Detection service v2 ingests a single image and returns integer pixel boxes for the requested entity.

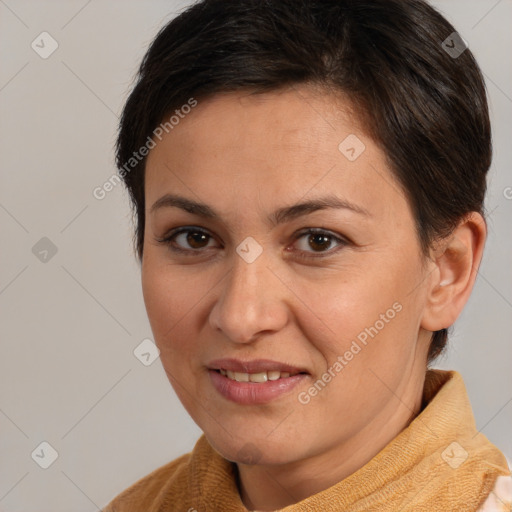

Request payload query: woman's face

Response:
[142,86,433,467]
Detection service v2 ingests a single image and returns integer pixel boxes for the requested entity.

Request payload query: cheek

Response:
[296,267,409,349]
[297,261,425,403]
[141,256,204,359]
[295,279,421,431]
[141,259,210,422]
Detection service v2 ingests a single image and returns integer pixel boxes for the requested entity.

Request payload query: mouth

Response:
[214,368,306,383]
[207,358,309,380]
[207,358,309,405]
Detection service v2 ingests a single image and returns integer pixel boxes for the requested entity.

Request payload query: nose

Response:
[209,247,289,344]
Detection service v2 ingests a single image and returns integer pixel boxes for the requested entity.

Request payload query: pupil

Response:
[188,232,208,249]
[309,234,330,252]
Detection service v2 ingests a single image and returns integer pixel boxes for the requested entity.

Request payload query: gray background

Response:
[0,1,510,510]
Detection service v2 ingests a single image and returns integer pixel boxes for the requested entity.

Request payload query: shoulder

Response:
[101,451,191,512]
[477,473,512,512]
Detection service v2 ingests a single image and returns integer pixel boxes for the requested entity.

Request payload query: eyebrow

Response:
[149,193,371,226]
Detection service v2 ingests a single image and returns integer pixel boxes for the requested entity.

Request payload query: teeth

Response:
[219,369,298,382]
[249,372,267,383]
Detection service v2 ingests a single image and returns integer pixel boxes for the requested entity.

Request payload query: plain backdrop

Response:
[0,1,511,510]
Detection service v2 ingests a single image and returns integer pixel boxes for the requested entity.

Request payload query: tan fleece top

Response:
[102,370,511,511]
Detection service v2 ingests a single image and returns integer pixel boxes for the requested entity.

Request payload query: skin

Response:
[141,84,486,510]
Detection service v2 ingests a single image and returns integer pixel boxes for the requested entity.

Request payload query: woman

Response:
[103,0,511,510]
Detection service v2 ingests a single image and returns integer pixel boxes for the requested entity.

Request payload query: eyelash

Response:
[155,226,349,260]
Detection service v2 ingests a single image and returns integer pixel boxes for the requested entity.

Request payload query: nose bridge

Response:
[210,245,286,343]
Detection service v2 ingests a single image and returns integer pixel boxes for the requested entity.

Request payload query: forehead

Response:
[160,87,360,153]
[144,86,407,222]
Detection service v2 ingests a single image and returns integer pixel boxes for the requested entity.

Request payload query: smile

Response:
[217,369,301,382]
[209,369,308,405]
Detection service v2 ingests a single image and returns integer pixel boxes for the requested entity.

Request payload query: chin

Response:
[205,431,299,466]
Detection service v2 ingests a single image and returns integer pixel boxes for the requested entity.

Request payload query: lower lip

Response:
[208,370,308,405]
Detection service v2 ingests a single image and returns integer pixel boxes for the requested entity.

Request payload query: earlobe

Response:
[421,212,487,332]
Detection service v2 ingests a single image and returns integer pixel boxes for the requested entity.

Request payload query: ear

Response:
[421,212,487,332]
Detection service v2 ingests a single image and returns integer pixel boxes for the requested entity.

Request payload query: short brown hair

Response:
[115,0,491,362]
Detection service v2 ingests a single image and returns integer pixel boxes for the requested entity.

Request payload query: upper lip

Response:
[208,358,308,374]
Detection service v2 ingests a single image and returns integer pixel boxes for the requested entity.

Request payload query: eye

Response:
[156,226,349,259]
[156,227,219,254]
[291,228,348,259]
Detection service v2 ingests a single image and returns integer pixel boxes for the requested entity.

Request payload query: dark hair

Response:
[115,0,491,363]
